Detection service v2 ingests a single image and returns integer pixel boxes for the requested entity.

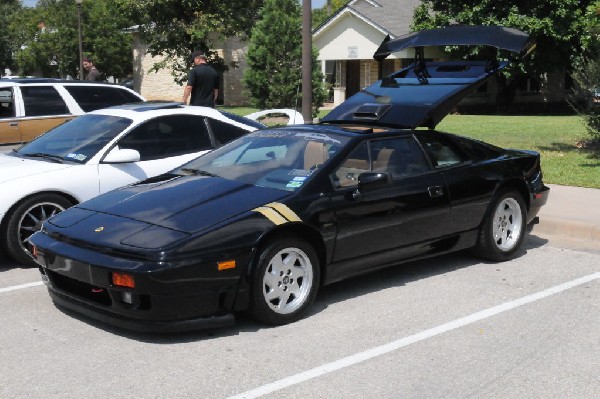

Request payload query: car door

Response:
[0,86,20,144]
[18,85,75,142]
[97,114,213,193]
[416,132,500,234]
[328,136,450,264]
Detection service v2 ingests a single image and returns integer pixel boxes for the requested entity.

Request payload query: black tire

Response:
[248,237,320,325]
[3,194,73,266]
[474,189,527,262]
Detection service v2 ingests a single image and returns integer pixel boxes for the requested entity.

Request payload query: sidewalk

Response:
[533,184,600,247]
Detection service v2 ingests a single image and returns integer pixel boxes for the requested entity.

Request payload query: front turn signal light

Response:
[218,260,236,271]
[112,272,135,288]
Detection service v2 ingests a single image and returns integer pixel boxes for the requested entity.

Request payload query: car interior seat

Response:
[304,141,329,170]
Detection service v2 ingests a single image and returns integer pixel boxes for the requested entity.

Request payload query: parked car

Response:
[30,26,549,332]
[1,101,264,265]
[0,79,144,145]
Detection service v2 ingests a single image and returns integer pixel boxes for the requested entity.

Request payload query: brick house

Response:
[131,32,249,105]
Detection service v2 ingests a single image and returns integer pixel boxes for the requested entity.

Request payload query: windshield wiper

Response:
[22,153,65,163]
[179,168,218,177]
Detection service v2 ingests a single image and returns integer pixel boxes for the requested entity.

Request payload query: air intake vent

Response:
[353,104,392,121]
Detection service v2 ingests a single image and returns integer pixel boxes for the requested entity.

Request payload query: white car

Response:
[0,101,265,265]
[0,79,145,145]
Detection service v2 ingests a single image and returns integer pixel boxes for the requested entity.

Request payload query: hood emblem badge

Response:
[94,227,105,232]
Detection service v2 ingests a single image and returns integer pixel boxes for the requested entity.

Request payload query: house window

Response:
[518,77,541,93]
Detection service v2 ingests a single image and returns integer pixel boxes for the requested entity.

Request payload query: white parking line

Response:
[228,272,600,399]
[0,281,43,293]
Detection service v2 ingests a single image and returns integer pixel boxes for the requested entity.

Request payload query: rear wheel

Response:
[4,194,73,266]
[248,237,320,325]
[474,190,526,262]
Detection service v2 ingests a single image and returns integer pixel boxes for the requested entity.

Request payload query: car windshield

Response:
[174,129,349,191]
[15,114,132,164]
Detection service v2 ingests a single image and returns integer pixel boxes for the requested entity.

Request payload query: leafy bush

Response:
[570,56,600,142]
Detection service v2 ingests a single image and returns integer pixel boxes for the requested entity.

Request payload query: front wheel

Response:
[248,237,320,325]
[4,194,73,266]
[474,190,527,262]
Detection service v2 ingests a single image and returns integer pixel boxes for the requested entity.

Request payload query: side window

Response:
[371,137,430,179]
[0,87,15,118]
[331,142,370,188]
[417,134,465,168]
[207,118,249,146]
[117,115,212,161]
[21,86,69,117]
[64,86,142,112]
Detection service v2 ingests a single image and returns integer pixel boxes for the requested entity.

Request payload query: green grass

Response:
[221,106,600,188]
[436,115,600,189]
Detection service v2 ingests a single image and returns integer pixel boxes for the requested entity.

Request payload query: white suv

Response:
[0,78,144,145]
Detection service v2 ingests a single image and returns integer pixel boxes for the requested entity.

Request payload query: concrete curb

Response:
[534,217,600,243]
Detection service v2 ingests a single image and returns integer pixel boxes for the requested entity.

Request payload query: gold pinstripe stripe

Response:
[265,202,302,222]
[253,207,288,225]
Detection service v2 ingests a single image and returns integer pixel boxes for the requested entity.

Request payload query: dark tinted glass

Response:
[416,133,466,168]
[21,86,69,116]
[207,117,250,146]
[117,115,212,161]
[64,85,142,112]
[0,87,15,118]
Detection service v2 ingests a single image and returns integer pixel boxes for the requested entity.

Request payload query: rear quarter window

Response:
[65,85,142,112]
[21,86,69,116]
[207,117,251,146]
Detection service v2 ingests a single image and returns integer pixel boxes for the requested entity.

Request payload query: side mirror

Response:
[102,147,141,164]
[352,172,390,200]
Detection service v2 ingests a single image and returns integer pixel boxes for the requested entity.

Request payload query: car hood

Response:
[46,174,289,249]
[0,153,73,184]
[323,25,532,129]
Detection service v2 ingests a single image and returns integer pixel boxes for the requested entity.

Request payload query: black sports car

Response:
[30,26,549,332]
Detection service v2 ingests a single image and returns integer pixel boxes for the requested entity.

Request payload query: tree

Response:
[412,0,594,111]
[0,0,21,75]
[10,0,133,80]
[570,0,600,143]
[115,0,264,84]
[312,0,346,29]
[243,0,327,114]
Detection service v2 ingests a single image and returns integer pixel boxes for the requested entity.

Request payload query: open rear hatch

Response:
[323,25,534,129]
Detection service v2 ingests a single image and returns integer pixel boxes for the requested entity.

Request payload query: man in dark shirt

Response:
[82,57,102,81]
[182,50,219,107]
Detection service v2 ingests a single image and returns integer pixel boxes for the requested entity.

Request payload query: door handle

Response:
[10,122,18,127]
[428,186,444,198]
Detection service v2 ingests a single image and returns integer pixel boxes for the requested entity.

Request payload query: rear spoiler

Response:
[373,25,535,62]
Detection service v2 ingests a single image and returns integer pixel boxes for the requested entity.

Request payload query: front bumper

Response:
[31,234,241,333]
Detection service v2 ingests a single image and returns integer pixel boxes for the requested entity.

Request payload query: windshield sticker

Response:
[253,130,290,138]
[66,153,77,158]
[292,176,307,182]
[295,132,341,144]
[289,169,313,177]
[286,180,303,189]
[74,154,87,161]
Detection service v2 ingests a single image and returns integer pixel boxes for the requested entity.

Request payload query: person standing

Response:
[82,57,102,81]
[182,50,219,107]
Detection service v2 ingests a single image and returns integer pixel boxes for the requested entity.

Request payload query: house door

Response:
[345,60,361,98]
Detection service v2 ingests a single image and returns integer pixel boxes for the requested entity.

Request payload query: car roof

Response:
[323,25,531,130]
[89,101,266,128]
[0,78,122,86]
